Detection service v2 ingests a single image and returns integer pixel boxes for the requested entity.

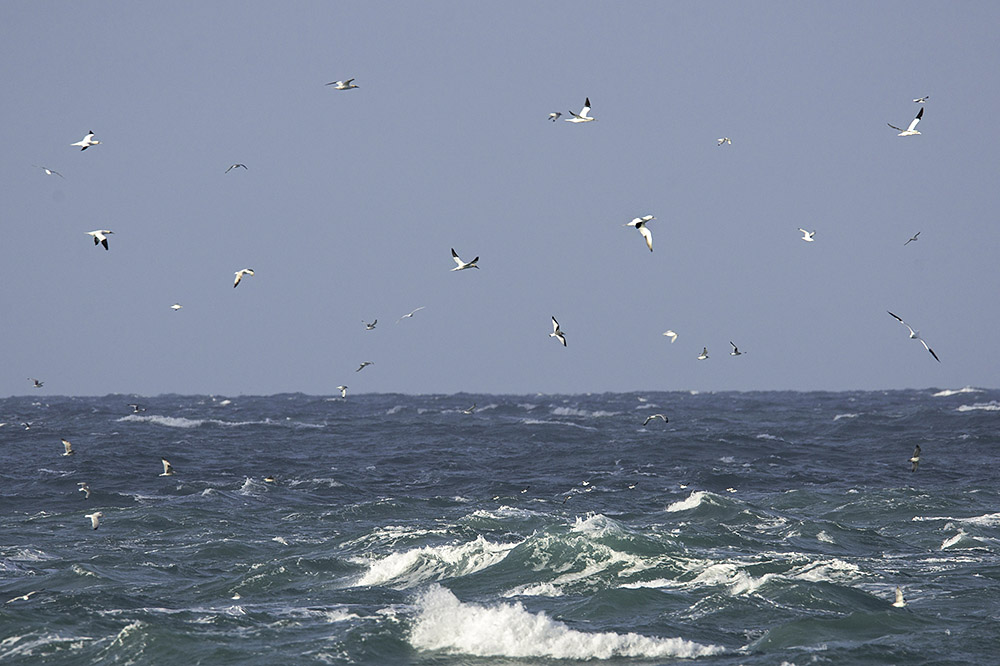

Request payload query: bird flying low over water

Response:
[887,311,940,362]
[910,445,921,472]
[29,378,43,388]
[450,249,479,271]
[462,404,476,414]
[234,268,254,288]
[78,482,91,499]
[61,439,74,456]
[624,215,654,251]
[85,512,103,530]
[33,165,64,178]
[86,230,113,250]
[71,131,100,150]
[904,232,921,246]
[160,459,174,476]
[549,316,567,346]
[893,586,907,607]
[225,163,247,173]
[326,78,358,90]
[643,414,668,426]
[697,347,709,360]
[889,107,923,136]
[565,97,595,123]
[356,361,374,372]
[798,228,815,242]
[336,385,348,398]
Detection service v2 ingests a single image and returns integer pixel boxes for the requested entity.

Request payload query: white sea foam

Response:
[117,414,269,428]
[940,531,968,550]
[956,401,1000,412]
[409,585,724,659]
[353,536,515,589]
[914,512,1000,527]
[833,413,859,420]
[550,407,621,418]
[816,530,835,544]
[502,582,564,597]
[665,491,710,513]
[521,418,597,431]
[933,387,983,397]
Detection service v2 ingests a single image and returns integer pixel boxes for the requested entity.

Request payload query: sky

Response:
[2,1,999,397]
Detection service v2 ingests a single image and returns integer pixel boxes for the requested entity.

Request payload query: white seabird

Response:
[6,591,40,604]
[892,586,906,607]
[624,215,654,252]
[33,165,65,178]
[913,96,930,104]
[910,444,921,472]
[697,347,709,360]
[61,439,74,456]
[663,329,678,343]
[356,361,374,372]
[86,230,113,250]
[71,131,100,151]
[643,414,668,426]
[225,163,247,173]
[798,228,816,242]
[326,78,358,90]
[451,248,479,271]
[397,306,425,323]
[462,403,476,414]
[904,232,920,246]
[85,512,103,530]
[128,403,146,413]
[548,112,562,122]
[889,107,923,136]
[171,303,183,311]
[717,137,731,146]
[78,482,91,499]
[160,458,174,476]
[887,311,940,362]
[730,341,743,356]
[29,378,44,388]
[549,316,567,346]
[363,319,377,330]
[336,385,348,398]
[234,268,255,288]
[565,97,595,123]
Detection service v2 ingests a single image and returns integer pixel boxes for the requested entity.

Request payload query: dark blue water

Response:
[2,389,999,664]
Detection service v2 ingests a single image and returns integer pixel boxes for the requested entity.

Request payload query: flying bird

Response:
[697,347,709,360]
[86,230,113,250]
[548,112,562,121]
[624,215,654,252]
[643,414,668,426]
[29,378,43,388]
[565,97,595,123]
[128,404,146,413]
[160,459,175,476]
[363,319,377,330]
[888,107,924,136]
[397,306,425,323]
[892,586,906,607]
[549,316,567,346]
[717,137,731,146]
[336,385,348,398]
[356,361,374,372]
[326,78,358,90]
[71,131,100,150]
[904,232,921,246]
[225,163,247,173]
[85,512,103,530]
[887,311,940,362]
[78,482,91,499]
[730,342,743,356]
[61,439,74,456]
[171,303,183,311]
[910,445,921,472]
[33,165,64,178]
[913,96,930,104]
[6,591,40,604]
[798,228,816,242]
[462,404,476,414]
[450,248,479,271]
[663,330,678,343]
[234,268,255,288]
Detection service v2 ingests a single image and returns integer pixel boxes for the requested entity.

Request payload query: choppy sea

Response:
[2,389,999,665]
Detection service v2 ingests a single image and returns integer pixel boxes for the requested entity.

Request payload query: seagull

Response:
[730,341,743,356]
[798,228,816,242]
[86,230,113,250]
[643,414,668,426]
[624,215,654,252]
[160,459,174,476]
[33,165,64,178]
[910,445,921,472]
[356,361,374,372]
[904,232,921,246]
[697,347,709,360]
[363,319,377,330]
[234,268,255,288]
[397,306,425,323]
[71,131,100,150]
[171,303,183,311]
[548,112,562,122]
[29,378,43,388]
[717,137,731,146]
[78,482,91,499]
[85,512,103,530]
[225,164,247,174]
[889,107,924,136]
[61,439,74,456]
[336,385,348,398]
[565,97,595,123]
[663,330,678,343]
[913,96,930,104]
[462,403,476,414]
[887,311,940,362]
[549,316,567,346]
[326,78,358,90]
[451,248,479,271]
[892,586,906,607]
[128,403,146,413]
[5,591,40,604]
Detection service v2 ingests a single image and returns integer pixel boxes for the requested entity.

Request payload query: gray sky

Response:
[3,1,999,396]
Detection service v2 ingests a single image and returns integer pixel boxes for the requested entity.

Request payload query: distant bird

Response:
[889,107,924,136]
[548,112,562,122]
[627,482,638,489]
[904,232,921,246]
[5,591,40,604]
[128,403,146,413]
[462,404,476,414]
[33,165,64,178]
[78,482,91,499]
[663,330,678,343]
[363,319,377,330]
[892,586,906,607]
[336,385,348,398]
[798,228,816,242]
[887,311,940,362]
[71,131,100,150]
[29,378,43,388]
[326,78,358,90]
[730,341,743,356]
[264,476,275,483]
[565,97,595,123]
[171,303,183,311]
[913,96,930,104]
[643,414,668,426]
[717,137,731,146]
[624,215,654,252]
[397,306,425,323]
[233,268,255,288]
[450,248,479,271]
[61,439,74,456]
[549,316,567,346]
[356,361,374,372]
[910,445,921,472]
[85,512,103,530]
[86,230,113,250]
[225,163,247,173]
[697,347,709,360]
[160,459,174,476]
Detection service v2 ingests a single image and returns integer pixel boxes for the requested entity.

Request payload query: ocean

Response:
[2,389,998,665]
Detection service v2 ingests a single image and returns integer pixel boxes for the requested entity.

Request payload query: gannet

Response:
[160,459,174,476]
[717,137,731,146]
[225,164,247,173]
[565,97,595,123]
[33,165,64,178]
[86,230,113,250]
[363,319,377,330]
[71,131,100,150]
[892,586,906,607]
[913,96,929,104]
[643,414,668,426]
[624,215,654,251]
[356,361,374,372]
[29,378,43,388]
[451,248,479,271]
[798,228,815,242]
[904,232,920,246]
[397,306,425,323]
[78,482,91,499]
[234,268,254,288]
[730,341,743,356]
[336,385,348,398]
[910,445,921,472]
[462,403,476,414]
[61,439,74,456]
[697,347,709,360]
[326,78,358,90]
[171,303,183,311]
[549,316,567,346]
[887,311,940,362]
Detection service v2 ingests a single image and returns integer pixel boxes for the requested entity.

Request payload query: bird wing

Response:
[638,225,653,251]
[579,98,591,118]
[551,316,560,333]
[907,107,924,131]
[919,339,940,361]
[451,248,463,265]
[887,311,905,325]
[887,123,904,132]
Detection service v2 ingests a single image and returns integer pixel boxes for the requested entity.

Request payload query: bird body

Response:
[85,512,103,530]
[337,385,348,398]
[798,228,816,242]
[910,445,921,472]
[171,304,183,311]
[717,137,731,146]
[624,215,654,251]
[234,268,255,288]
[548,112,562,121]
[663,330,678,343]
[86,230,113,250]
[730,342,743,356]
[71,131,100,150]
[62,439,74,456]
[225,163,247,173]
[160,459,174,476]
[697,347,709,360]
[326,78,358,90]
[643,414,668,426]
[893,586,906,607]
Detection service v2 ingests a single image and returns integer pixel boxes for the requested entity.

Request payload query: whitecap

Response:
[521,418,597,431]
[956,401,1000,413]
[352,536,516,589]
[833,413,859,420]
[550,407,621,418]
[665,491,710,513]
[933,387,983,397]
